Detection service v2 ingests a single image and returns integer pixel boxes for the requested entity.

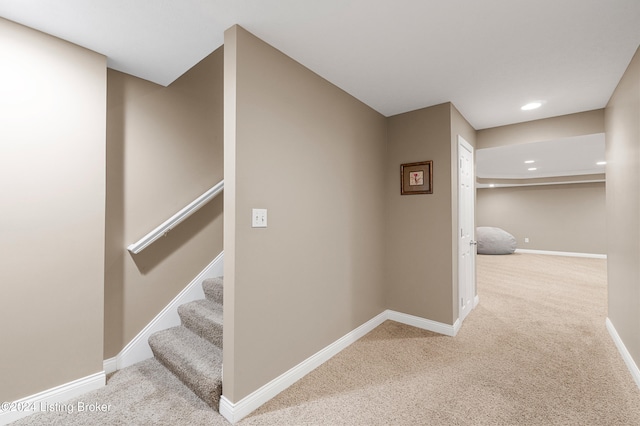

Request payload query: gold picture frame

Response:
[401,161,433,195]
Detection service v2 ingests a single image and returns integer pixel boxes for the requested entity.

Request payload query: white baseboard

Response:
[515,249,606,259]
[219,311,388,423]
[104,251,224,374]
[387,310,458,336]
[103,357,117,375]
[0,371,105,425]
[220,309,455,424]
[606,318,640,389]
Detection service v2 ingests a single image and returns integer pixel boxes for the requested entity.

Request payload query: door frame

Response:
[457,135,477,325]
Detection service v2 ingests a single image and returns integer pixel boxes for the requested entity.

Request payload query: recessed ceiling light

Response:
[524,160,535,164]
[528,167,538,171]
[521,101,544,111]
[489,184,495,188]
[597,161,606,165]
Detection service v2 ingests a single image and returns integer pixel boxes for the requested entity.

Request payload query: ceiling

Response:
[1,0,640,131]
[476,133,606,181]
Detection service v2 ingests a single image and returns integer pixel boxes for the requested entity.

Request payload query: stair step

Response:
[203,277,223,305]
[178,299,223,348]
[148,326,223,410]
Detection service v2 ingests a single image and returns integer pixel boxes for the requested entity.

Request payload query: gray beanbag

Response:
[476,227,517,255]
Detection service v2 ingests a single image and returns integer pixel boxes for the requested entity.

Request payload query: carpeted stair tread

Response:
[148,326,222,410]
[178,299,223,348]
[203,277,223,305]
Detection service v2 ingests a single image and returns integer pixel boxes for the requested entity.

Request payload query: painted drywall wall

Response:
[224,26,387,402]
[477,109,604,150]
[0,18,106,402]
[605,46,640,367]
[385,103,455,324]
[477,183,606,254]
[104,47,224,358]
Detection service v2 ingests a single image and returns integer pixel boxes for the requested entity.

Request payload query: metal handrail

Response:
[127,179,224,254]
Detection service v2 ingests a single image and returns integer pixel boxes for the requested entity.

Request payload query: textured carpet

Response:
[147,276,224,409]
[8,358,228,426]
[11,254,640,425]
[242,254,640,425]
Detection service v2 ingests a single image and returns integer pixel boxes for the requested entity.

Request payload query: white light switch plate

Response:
[252,208,267,228]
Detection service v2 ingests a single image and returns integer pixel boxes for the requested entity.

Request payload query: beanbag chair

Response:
[476,227,517,255]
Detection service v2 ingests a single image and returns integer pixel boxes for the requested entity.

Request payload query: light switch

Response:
[252,208,267,228]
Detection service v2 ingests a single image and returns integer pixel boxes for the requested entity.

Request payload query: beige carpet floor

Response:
[12,253,640,425]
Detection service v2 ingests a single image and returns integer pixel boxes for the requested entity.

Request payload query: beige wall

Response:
[605,46,640,366]
[104,48,224,357]
[386,104,457,324]
[0,19,106,401]
[224,26,388,402]
[477,109,604,149]
[477,183,606,254]
[385,103,476,325]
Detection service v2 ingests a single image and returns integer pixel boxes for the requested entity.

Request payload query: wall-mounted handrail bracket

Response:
[127,179,224,254]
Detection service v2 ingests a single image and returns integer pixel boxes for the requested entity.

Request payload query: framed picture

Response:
[401,161,433,195]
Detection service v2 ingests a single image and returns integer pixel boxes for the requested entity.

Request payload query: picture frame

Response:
[400,161,433,195]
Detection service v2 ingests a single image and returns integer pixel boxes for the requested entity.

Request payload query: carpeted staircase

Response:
[148,277,224,410]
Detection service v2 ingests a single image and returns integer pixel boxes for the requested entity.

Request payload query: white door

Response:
[458,136,476,324]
